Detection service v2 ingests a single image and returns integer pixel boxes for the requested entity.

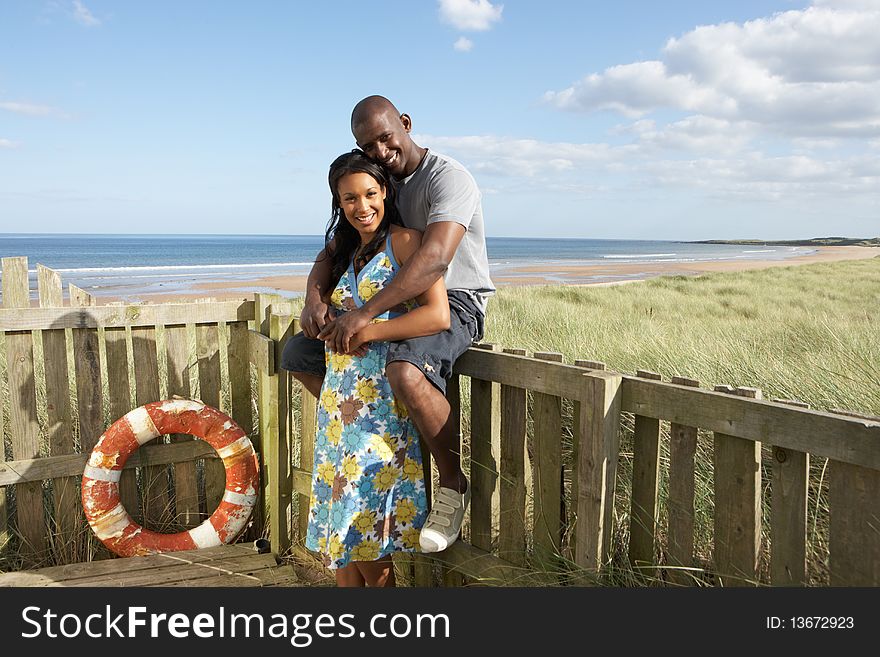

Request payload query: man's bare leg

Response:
[385,361,466,493]
[292,371,323,399]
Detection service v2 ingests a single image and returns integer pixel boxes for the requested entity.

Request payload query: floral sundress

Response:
[305,233,428,569]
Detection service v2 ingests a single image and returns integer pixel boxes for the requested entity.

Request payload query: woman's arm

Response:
[347,228,449,351]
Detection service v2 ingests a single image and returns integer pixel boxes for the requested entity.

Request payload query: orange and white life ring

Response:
[82,399,260,558]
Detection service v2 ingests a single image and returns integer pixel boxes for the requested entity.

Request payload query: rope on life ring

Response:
[82,398,260,558]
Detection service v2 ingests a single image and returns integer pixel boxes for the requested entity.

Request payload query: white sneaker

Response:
[419,485,470,553]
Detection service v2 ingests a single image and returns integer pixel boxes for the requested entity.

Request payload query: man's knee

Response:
[291,370,318,385]
[386,360,425,397]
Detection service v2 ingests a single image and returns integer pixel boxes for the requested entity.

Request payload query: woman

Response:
[305,150,449,587]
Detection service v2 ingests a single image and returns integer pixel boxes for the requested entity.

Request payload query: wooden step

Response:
[0,543,298,587]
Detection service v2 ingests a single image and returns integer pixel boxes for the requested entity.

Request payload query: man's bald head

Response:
[351,95,400,132]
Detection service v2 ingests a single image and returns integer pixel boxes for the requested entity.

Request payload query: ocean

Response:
[0,234,814,301]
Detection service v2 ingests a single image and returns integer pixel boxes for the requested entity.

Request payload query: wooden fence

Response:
[2,256,879,586]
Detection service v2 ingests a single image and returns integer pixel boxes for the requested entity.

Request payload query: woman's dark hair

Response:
[323,149,400,287]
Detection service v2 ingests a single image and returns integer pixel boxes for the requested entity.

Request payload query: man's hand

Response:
[300,298,331,339]
[318,308,371,354]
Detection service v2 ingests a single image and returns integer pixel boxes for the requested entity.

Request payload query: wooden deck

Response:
[0,544,299,587]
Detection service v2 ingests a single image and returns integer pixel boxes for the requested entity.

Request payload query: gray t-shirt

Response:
[392,150,495,314]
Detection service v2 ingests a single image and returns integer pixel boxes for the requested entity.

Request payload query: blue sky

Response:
[1,0,877,239]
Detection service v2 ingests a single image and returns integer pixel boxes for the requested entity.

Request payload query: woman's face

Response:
[337,171,386,243]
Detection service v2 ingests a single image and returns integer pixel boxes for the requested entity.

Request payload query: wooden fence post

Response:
[196,321,226,518]
[441,373,465,587]
[532,351,564,572]
[629,369,662,575]
[470,343,501,554]
[499,348,528,567]
[571,368,622,580]
[713,385,762,587]
[827,409,880,586]
[37,265,78,558]
[267,310,294,555]
[2,257,46,562]
[164,320,199,527]
[254,293,283,542]
[769,398,809,586]
[666,376,700,586]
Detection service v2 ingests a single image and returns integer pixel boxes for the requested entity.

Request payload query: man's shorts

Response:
[280,290,484,396]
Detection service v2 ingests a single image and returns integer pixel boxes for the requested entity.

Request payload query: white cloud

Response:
[0,138,18,149]
[415,131,880,205]
[544,2,880,138]
[417,133,625,178]
[0,101,62,117]
[72,0,100,27]
[439,0,503,31]
[454,36,474,52]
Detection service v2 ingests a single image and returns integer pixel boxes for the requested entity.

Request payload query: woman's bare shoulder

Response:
[389,225,423,263]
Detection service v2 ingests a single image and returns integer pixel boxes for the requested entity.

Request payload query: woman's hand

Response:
[345,331,370,357]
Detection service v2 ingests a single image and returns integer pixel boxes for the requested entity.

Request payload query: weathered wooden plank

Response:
[71,286,102,456]
[629,369,662,573]
[1,440,219,486]
[131,325,168,527]
[623,376,880,470]
[13,553,280,588]
[36,265,62,307]
[441,373,465,588]
[571,370,623,578]
[3,257,31,307]
[227,320,259,539]
[769,399,809,587]
[0,300,255,331]
[498,348,528,567]
[267,312,293,555]
[37,265,78,558]
[196,323,226,518]
[575,360,606,371]
[105,325,140,522]
[164,324,200,528]
[470,343,501,553]
[454,348,591,400]
[227,321,254,442]
[68,284,93,308]
[3,256,47,560]
[666,376,699,586]
[249,329,275,376]
[713,386,762,587]
[531,351,563,569]
[828,411,880,586]
[59,553,279,587]
[0,543,257,586]
[157,564,297,587]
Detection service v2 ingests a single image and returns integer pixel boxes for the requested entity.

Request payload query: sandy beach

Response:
[102,245,878,304]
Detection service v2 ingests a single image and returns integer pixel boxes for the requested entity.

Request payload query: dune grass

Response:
[485,257,880,415]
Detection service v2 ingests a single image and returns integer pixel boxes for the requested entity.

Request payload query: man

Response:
[281,95,494,553]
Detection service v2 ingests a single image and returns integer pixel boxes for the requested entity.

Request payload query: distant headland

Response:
[690,237,880,247]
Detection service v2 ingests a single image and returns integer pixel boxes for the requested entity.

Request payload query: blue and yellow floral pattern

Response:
[305,234,427,569]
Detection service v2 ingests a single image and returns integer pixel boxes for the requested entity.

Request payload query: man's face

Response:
[353,111,414,179]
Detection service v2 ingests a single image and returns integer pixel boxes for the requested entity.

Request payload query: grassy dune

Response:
[485,257,880,415]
